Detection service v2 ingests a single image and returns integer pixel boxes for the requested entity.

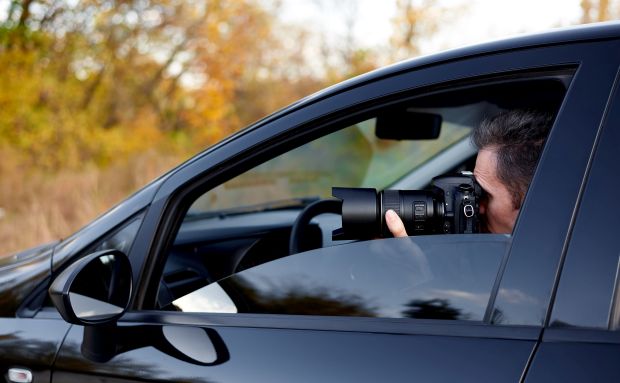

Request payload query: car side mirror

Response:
[49,249,132,326]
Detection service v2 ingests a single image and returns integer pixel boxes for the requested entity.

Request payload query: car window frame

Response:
[547,63,620,331]
[487,40,620,326]
[125,39,620,335]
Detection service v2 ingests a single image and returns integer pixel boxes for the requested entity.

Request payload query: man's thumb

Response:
[385,209,408,237]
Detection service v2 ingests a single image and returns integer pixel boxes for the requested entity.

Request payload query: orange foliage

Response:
[0,0,424,255]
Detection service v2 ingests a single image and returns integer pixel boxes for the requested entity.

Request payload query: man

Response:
[386,109,554,236]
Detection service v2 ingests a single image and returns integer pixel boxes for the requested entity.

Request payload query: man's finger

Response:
[385,209,408,237]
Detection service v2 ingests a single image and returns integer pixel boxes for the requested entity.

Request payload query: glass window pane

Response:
[172,235,509,321]
[92,214,143,255]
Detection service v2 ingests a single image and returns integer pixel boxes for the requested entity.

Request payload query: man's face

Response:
[474,148,519,234]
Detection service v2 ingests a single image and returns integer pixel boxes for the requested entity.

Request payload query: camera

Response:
[332,172,482,240]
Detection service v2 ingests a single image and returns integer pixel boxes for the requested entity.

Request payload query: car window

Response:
[156,72,569,322]
[90,214,144,255]
[188,108,475,216]
[171,235,509,321]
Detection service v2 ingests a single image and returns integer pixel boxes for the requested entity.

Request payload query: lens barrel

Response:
[333,187,444,239]
[332,173,480,240]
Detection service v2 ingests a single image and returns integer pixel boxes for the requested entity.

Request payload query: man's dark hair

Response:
[472,109,554,209]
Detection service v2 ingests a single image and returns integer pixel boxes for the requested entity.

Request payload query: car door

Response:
[0,245,70,383]
[51,36,620,382]
[524,55,620,382]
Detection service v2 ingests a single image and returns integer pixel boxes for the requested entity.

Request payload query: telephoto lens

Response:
[332,172,481,240]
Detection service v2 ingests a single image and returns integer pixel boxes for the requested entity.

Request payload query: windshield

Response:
[189,106,480,215]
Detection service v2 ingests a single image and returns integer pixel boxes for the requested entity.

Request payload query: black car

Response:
[3,22,620,383]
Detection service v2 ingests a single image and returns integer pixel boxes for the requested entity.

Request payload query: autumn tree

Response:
[0,0,465,256]
[581,0,620,22]
[0,0,455,172]
[0,0,295,169]
[389,0,445,61]
[229,0,380,128]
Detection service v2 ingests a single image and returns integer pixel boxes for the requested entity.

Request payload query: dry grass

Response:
[0,150,182,257]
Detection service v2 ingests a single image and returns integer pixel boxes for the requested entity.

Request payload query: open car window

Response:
[188,107,475,216]
[156,70,572,322]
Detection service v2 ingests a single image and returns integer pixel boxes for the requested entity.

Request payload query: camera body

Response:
[332,172,482,240]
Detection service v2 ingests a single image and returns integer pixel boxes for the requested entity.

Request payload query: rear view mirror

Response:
[376,109,442,140]
[49,249,132,326]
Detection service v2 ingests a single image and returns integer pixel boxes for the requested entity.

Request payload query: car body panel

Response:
[0,318,70,383]
[549,62,620,329]
[55,322,536,383]
[525,52,620,380]
[0,242,55,317]
[526,329,620,382]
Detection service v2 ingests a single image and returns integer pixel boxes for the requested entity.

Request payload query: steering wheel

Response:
[288,199,342,255]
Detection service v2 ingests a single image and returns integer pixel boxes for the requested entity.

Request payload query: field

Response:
[0,150,180,256]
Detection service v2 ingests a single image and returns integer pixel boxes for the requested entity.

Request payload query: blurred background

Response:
[0,0,617,256]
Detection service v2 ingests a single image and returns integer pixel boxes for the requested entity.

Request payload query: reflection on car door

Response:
[53,236,539,382]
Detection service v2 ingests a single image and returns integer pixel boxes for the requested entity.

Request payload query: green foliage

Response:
[0,0,409,172]
[0,0,296,170]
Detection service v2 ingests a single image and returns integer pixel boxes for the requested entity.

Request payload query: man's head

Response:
[472,109,553,233]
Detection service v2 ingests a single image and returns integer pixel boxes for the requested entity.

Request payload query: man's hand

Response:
[385,209,409,237]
